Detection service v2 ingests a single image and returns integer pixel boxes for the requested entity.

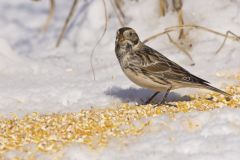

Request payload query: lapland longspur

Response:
[115,27,230,104]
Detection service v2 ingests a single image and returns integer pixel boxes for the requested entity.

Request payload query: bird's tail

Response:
[202,83,231,97]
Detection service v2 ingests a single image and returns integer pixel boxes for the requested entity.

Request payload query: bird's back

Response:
[134,44,206,82]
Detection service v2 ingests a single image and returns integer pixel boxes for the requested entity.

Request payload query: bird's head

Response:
[115,27,140,50]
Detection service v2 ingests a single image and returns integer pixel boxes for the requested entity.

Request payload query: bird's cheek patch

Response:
[133,33,139,45]
[133,39,139,45]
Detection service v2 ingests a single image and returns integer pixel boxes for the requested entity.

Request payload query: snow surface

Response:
[0,0,240,159]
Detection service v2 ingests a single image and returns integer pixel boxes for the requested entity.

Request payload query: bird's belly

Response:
[123,69,167,91]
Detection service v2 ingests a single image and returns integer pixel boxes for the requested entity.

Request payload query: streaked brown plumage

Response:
[115,27,230,104]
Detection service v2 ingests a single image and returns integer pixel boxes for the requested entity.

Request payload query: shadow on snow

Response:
[105,86,191,105]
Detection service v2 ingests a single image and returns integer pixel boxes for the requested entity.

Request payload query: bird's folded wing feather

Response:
[133,47,209,84]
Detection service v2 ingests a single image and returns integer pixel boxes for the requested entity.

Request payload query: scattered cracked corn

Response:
[0,84,239,157]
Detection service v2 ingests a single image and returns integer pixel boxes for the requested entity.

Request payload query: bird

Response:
[114,27,230,105]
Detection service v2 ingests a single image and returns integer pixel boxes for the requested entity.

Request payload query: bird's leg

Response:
[159,85,172,105]
[144,91,159,104]
[154,83,176,107]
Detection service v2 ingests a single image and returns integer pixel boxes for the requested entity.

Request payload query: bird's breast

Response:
[123,68,168,91]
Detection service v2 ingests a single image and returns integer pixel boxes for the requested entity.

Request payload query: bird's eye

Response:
[129,32,133,36]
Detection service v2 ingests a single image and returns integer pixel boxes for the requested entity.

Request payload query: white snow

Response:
[0,0,240,159]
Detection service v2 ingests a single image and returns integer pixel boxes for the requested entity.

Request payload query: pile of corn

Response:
[0,80,239,159]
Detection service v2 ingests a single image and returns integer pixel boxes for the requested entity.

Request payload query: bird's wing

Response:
[133,45,209,84]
